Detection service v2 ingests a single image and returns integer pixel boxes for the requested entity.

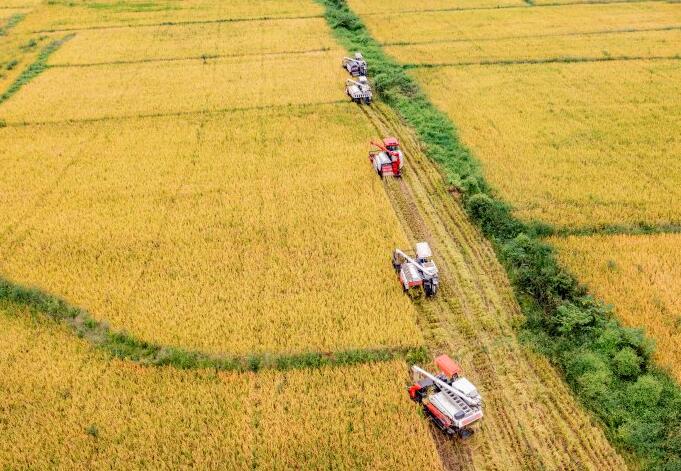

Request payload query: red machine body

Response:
[369,137,404,177]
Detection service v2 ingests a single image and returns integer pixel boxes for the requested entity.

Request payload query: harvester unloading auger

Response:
[409,355,484,439]
[369,137,404,177]
[392,242,439,296]
[342,52,367,76]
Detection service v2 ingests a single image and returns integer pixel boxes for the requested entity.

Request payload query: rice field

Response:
[410,59,681,227]
[364,2,681,46]
[0,49,346,123]
[387,28,681,64]
[348,0,524,14]
[551,234,681,383]
[14,0,323,33]
[47,17,337,66]
[0,105,424,355]
[0,304,441,469]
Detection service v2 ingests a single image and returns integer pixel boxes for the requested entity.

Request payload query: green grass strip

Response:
[0,276,428,372]
[0,34,74,106]
[0,13,24,36]
[317,1,681,469]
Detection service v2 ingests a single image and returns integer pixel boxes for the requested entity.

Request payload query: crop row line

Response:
[539,222,681,238]
[48,47,334,69]
[0,276,427,372]
[31,13,325,34]
[0,99,350,127]
[359,0,668,17]
[380,24,681,47]
[319,0,681,469]
[404,54,681,69]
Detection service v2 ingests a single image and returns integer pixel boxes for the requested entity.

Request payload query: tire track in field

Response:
[358,103,628,470]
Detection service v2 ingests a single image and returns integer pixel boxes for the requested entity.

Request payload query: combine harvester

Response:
[409,355,484,439]
[392,242,439,296]
[369,137,404,177]
[346,76,372,104]
[342,52,367,76]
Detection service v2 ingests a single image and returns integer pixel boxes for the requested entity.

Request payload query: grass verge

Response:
[0,13,24,36]
[317,0,681,469]
[0,276,427,372]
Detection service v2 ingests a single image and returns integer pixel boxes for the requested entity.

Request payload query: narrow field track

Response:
[359,103,628,471]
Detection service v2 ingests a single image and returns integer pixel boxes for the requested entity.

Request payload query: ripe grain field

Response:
[0,0,661,468]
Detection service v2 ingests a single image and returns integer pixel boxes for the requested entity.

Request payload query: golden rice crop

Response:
[256,361,443,469]
[551,234,681,383]
[386,29,681,64]
[48,17,337,66]
[410,59,681,227]
[362,2,681,45]
[16,0,323,33]
[348,0,523,14]
[0,305,441,468]
[0,104,424,355]
[0,49,346,123]
[0,305,253,469]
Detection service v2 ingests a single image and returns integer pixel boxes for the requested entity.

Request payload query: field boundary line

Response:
[0,277,427,372]
[358,0,669,17]
[318,0,681,469]
[0,99,351,127]
[31,13,325,34]
[380,24,681,47]
[48,47,334,69]
[0,33,73,107]
[404,54,681,69]
[540,222,681,238]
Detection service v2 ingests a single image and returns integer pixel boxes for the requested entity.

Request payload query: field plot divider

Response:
[0,277,427,372]
[403,54,681,69]
[318,0,681,469]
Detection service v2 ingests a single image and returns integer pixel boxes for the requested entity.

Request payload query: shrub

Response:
[613,347,642,378]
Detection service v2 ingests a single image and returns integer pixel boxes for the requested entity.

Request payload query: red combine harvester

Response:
[409,355,483,439]
[369,137,404,177]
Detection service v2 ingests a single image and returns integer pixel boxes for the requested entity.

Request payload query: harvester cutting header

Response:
[409,355,484,439]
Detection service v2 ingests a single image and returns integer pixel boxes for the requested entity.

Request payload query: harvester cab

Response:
[392,242,439,296]
[346,76,372,104]
[342,52,368,76]
[369,137,404,177]
[409,355,483,439]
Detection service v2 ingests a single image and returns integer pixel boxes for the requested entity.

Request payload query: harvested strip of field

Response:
[348,0,524,14]
[387,28,681,64]
[16,0,323,33]
[48,17,337,66]
[410,59,681,227]
[363,2,681,45]
[0,50,345,123]
[551,233,681,383]
[0,304,441,468]
[0,105,424,355]
[360,104,626,470]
